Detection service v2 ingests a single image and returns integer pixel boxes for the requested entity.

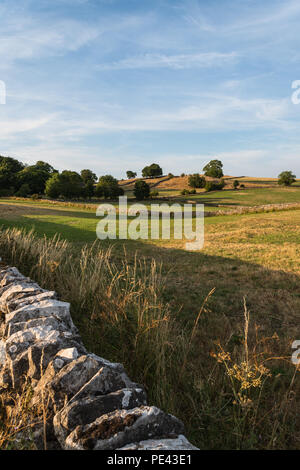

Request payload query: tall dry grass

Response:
[0,227,299,449]
[0,378,44,450]
[0,227,179,410]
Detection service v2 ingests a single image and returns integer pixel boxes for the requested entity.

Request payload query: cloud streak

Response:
[97,52,238,70]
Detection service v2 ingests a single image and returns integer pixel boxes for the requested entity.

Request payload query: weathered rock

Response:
[118,434,198,450]
[8,349,29,388]
[69,366,137,404]
[33,355,103,408]
[6,291,57,313]
[28,338,86,381]
[0,268,28,288]
[0,283,44,309]
[65,406,185,450]
[0,339,5,365]
[5,326,86,386]
[5,299,76,332]
[6,316,69,337]
[54,388,147,446]
[56,347,79,361]
[0,266,24,279]
[88,352,127,374]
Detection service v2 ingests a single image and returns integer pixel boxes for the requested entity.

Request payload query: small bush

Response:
[181,188,196,196]
[278,171,296,186]
[180,189,189,195]
[205,179,225,192]
[134,180,150,200]
[188,174,206,189]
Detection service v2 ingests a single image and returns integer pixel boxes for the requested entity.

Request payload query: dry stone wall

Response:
[0,265,198,450]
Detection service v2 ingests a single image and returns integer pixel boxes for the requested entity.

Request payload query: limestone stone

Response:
[56,347,79,361]
[0,268,28,289]
[33,355,104,408]
[0,282,44,308]
[5,299,76,332]
[8,349,29,388]
[53,387,147,445]
[6,316,72,338]
[0,267,24,280]
[69,366,138,404]
[6,291,57,313]
[28,338,86,381]
[118,434,198,450]
[64,406,185,450]
[0,339,5,365]
[5,327,86,386]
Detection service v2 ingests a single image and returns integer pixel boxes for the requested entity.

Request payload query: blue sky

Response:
[0,0,300,178]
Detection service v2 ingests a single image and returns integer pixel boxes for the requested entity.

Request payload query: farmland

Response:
[0,179,300,449]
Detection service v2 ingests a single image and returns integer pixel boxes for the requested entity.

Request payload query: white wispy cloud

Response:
[0,20,99,66]
[0,115,55,139]
[97,51,238,70]
[45,95,293,136]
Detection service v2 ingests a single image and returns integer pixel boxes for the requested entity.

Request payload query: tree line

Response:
[0,156,166,201]
[0,155,296,202]
[126,163,163,179]
[0,156,124,200]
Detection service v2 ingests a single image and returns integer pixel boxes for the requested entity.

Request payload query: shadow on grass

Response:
[1,214,299,337]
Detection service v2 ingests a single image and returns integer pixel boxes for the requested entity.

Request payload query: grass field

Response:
[0,184,300,449]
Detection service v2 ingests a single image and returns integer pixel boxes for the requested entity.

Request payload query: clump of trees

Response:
[142,163,163,178]
[126,164,164,180]
[188,174,206,188]
[126,171,137,179]
[95,175,124,199]
[278,171,296,186]
[46,172,124,200]
[81,169,97,199]
[17,161,57,195]
[205,179,225,192]
[45,171,85,199]
[134,180,150,200]
[0,156,57,197]
[0,154,126,201]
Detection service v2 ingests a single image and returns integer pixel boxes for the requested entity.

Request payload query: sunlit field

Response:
[1,183,300,449]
